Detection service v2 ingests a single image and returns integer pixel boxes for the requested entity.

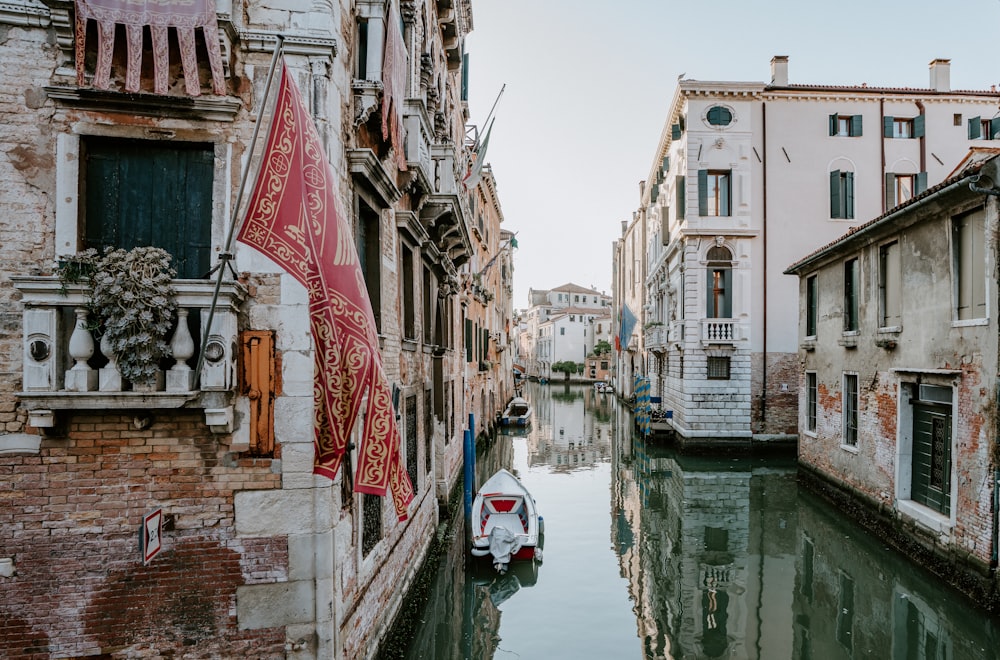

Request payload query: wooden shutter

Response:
[916,172,928,194]
[969,117,981,139]
[991,117,1000,140]
[661,156,670,171]
[721,173,731,216]
[465,318,473,361]
[914,114,925,138]
[830,170,842,218]
[883,116,894,138]
[845,172,855,219]
[851,114,863,136]
[650,184,659,203]
[661,213,670,245]
[240,330,276,457]
[461,53,469,101]
[829,113,838,136]
[697,169,708,216]
[675,175,685,219]
[671,123,681,140]
[885,173,896,210]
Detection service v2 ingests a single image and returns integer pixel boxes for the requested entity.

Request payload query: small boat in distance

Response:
[470,469,542,571]
[500,396,532,427]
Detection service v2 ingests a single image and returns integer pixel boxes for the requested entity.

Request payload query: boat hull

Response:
[470,469,541,565]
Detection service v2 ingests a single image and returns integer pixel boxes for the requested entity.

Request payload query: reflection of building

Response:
[616,445,798,659]
[526,386,612,471]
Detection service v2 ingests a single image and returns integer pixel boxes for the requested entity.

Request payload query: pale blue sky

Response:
[464,0,1000,307]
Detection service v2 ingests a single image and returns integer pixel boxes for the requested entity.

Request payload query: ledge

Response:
[44,86,242,122]
[17,391,199,411]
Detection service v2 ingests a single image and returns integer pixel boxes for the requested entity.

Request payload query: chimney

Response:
[929,58,951,92]
[770,55,789,86]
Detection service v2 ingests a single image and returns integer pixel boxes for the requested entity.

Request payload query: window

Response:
[829,114,862,137]
[401,245,415,340]
[361,493,382,555]
[422,267,433,342]
[879,241,900,328]
[883,115,924,139]
[706,246,733,318]
[83,137,213,279]
[698,170,731,216]
[405,394,418,493]
[706,106,733,126]
[843,373,858,447]
[843,258,859,332]
[830,170,854,219]
[954,113,962,127]
[885,172,927,208]
[357,199,382,332]
[806,372,817,432]
[574,295,580,302]
[968,116,1000,140]
[560,327,565,335]
[954,208,987,320]
[806,275,818,337]
[707,356,730,380]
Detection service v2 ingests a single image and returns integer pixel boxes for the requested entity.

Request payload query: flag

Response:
[382,0,407,171]
[74,0,225,96]
[619,304,637,352]
[238,61,414,521]
[463,118,494,189]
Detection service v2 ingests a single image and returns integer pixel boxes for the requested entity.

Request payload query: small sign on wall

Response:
[140,509,163,565]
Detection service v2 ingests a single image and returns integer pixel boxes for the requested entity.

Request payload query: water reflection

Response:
[400,383,1000,660]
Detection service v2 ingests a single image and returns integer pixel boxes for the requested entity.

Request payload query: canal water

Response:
[397,382,1000,659]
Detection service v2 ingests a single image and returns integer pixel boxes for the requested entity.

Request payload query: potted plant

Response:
[58,246,178,390]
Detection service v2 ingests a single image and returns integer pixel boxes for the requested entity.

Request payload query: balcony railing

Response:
[644,325,668,351]
[701,319,741,345]
[12,276,246,433]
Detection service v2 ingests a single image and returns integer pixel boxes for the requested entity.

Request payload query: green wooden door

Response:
[911,403,951,515]
[83,138,213,279]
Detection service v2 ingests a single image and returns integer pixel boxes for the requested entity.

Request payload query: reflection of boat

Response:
[470,555,541,607]
[500,396,532,427]
[594,382,613,394]
[470,469,543,570]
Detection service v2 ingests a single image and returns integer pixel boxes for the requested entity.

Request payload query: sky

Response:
[463,0,1000,309]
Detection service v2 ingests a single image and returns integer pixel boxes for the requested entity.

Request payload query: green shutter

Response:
[676,175,685,219]
[698,169,708,216]
[661,156,669,171]
[465,318,472,362]
[671,123,681,140]
[461,53,469,101]
[851,115,863,136]
[969,117,981,139]
[883,116,894,138]
[885,173,896,210]
[845,172,854,219]
[914,114,925,138]
[650,184,659,203]
[830,114,838,136]
[707,107,719,124]
[830,170,841,218]
[991,117,1000,140]
[916,172,927,194]
[721,173,730,216]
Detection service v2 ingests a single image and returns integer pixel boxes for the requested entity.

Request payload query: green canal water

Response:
[391,382,1000,660]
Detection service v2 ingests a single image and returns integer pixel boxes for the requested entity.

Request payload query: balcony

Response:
[12,277,246,433]
[700,319,742,345]
[403,99,434,193]
[644,324,668,352]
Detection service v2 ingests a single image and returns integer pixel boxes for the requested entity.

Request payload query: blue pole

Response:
[463,429,474,528]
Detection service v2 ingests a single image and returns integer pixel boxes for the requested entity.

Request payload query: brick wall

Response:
[750,351,799,435]
[0,411,287,658]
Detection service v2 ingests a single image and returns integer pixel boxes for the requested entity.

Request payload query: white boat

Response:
[500,396,532,427]
[470,469,543,571]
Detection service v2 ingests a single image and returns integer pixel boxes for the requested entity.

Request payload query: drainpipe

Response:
[915,100,926,174]
[760,101,768,429]
[881,97,886,213]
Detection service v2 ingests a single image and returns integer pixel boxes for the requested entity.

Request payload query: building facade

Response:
[631,55,1000,447]
[785,149,1000,605]
[520,283,610,380]
[0,0,511,657]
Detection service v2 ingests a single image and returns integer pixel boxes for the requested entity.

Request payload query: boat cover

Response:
[488,526,523,571]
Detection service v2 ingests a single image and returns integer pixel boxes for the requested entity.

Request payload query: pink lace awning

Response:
[74,0,225,96]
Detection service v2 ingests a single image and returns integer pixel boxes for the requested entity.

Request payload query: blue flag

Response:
[618,304,637,352]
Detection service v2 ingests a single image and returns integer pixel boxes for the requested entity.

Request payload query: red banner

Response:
[74,0,225,96]
[238,61,413,521]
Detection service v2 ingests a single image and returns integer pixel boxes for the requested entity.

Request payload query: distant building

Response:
[626,55,1000,447]
[785,148,1000,605]
[521,283,610,379]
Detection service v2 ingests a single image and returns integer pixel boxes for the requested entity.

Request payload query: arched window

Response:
[706,246,733,318]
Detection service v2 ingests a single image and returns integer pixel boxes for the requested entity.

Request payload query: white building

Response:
[632,55,1000,447]
[522,283,610,379]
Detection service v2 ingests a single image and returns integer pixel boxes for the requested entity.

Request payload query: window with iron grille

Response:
[843,373,858,446]
[707,356,730,380]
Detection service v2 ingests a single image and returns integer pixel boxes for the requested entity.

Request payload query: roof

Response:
[551,283,606,295]
[767,83,998,97]
[784,148,1000,275]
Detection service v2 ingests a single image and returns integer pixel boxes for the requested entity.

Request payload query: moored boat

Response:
[499,396,532,427]
[470,469,542,571]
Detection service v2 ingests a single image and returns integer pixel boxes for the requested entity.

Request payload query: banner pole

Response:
[194,35,285,385]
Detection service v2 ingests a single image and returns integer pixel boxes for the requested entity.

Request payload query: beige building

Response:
[0,0,511,657]
[785,149,1000,606]
[628,55,1000,447]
